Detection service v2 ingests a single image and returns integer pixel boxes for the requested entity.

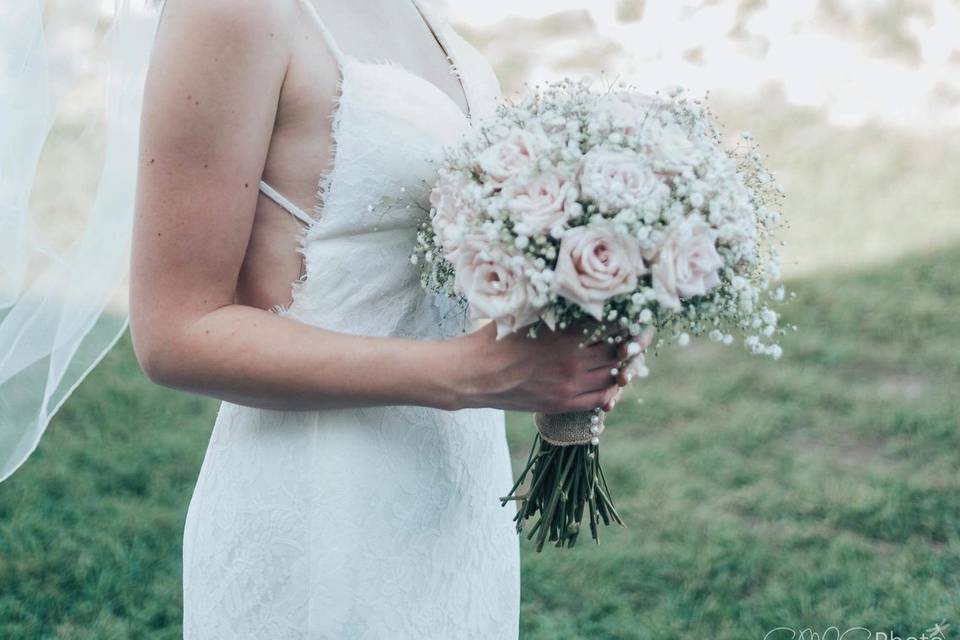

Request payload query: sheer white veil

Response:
[0,0,163,482]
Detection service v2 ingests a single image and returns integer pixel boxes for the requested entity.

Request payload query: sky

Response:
[443,0,960,131]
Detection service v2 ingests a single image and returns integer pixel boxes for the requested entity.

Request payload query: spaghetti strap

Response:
[259,180,314,226]
[297,0,347,64]
[259,1,343,229]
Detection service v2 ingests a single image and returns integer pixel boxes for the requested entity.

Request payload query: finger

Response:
[576,328,618,348]
[578,366,621,394]
[615,327,656,359]
[580,340,620,367]
[585,350,621,372]
[571,384,620,412]
[622,355,650,380]
[639,326,656,349]
[616,350,644,379]
[597,349,642,385]
[616,339,641,361]
[602,386,623,412]
[592,339,648,379]
[582,318,634,344]
[563,329,610,357]
[584,328,624,348]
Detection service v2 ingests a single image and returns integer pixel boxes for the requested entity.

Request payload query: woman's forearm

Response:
[135,302,472,412]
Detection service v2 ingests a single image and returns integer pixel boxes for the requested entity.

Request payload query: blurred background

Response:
[1,1,958,638]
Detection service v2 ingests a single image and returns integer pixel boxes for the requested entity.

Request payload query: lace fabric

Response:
[181,2,518,638]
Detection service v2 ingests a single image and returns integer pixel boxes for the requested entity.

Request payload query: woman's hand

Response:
[453,322,655,414]
[601,325,655,412]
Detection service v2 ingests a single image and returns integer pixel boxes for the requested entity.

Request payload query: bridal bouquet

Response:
[411,79,790,551]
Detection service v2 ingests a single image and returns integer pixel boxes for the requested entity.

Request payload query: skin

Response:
[129,0,651,416]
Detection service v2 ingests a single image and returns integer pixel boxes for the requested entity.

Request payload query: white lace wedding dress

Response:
[181,1,520,637]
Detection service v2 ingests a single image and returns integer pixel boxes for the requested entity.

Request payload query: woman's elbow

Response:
[130,321,186,389]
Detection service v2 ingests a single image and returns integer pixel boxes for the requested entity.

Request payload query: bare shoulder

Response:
[153,0,297,58]
[142,0,300,139]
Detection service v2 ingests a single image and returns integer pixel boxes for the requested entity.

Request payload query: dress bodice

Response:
[275,0,503,339]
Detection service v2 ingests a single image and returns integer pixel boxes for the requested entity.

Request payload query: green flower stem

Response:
[499,433,541,506]
[536,444,578,552]
[501,423,625,552]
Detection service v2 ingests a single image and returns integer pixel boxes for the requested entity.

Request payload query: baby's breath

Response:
[410,78,790,358]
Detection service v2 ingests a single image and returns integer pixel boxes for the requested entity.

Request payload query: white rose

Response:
[651,217,724,311]
[604,93,661,136]
[646,122,698,173]
[552,223,646,320]
[504,172,573,235]
[454,243,541,338]
[579,147,668,213]
[477,129,543,182]
[586,93,662,143]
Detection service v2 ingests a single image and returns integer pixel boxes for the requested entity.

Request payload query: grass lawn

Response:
[1,244,958,639]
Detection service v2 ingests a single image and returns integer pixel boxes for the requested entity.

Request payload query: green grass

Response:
[2,245,959,639]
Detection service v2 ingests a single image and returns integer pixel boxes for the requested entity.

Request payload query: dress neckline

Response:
[297,0,472,121]
[408,0,471,120]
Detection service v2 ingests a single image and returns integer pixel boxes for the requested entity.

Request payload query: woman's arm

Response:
[129,0,634,414]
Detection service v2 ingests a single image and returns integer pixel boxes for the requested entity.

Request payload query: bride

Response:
[2,0,649,637]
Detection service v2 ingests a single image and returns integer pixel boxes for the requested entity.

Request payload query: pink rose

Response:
[651,217,724,311]
[552,223,646,320]
[454,244,540,338]
[429,176,467,216]
[504,172,572,235]
[579,148,667,213]
[429,178,483,263]
[477,129,542,182]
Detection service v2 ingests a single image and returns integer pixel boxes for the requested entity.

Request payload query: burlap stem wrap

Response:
[534,410,605,446]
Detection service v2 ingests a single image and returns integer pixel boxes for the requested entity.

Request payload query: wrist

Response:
[433,330,485,411]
